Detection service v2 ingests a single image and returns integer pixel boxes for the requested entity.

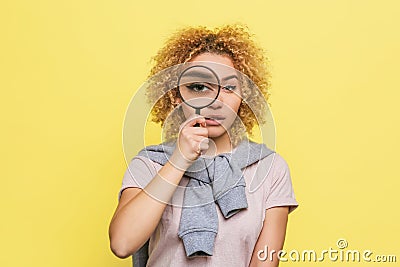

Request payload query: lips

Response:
[204,115,225,126]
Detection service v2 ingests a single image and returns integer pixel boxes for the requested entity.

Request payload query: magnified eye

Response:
[186,83,212,92]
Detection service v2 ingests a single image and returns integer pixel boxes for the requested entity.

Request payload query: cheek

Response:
[226,98,242,113]
[221,101,241,128]
[181,104,194,119]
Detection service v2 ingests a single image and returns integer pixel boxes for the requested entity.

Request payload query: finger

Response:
[179,115,206,132]
[190,127,209,137]
[198,140,209,154]
[179,126,208,140]
[193,136,209,144]
[185,114,206,128]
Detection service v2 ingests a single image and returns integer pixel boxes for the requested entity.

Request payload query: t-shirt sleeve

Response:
[118,156,157,201]
[265,153,299,214]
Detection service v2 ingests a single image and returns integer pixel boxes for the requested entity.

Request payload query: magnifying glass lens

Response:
[178,66,219,109]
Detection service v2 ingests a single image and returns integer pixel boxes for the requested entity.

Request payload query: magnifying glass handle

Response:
[194,108,201,127]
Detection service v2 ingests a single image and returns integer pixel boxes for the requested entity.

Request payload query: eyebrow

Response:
[181,71,239,82]
[221,74,239,82]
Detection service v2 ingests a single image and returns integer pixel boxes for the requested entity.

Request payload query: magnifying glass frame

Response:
[177,64,221,115]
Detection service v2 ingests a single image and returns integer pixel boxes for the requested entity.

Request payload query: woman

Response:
[109,23,298,267]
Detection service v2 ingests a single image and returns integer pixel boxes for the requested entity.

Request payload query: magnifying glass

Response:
[177,65,221,126]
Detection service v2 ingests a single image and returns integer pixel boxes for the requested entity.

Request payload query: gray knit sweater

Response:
[132,138,274,266]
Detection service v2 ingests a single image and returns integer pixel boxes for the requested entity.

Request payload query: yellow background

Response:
[1,0,399,266]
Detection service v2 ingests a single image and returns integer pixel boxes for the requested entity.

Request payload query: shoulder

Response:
[129,155,157,165]
[263,152,293,187]
[122,155,161,186]
[262,152,299,213]
[127,155,158,173]
[250,152,290,176]
[245,152,292,191]
[270,152,291,176]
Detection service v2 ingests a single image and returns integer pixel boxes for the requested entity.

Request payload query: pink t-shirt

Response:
[118,152,299,266]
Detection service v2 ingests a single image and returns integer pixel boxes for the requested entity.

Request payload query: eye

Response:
[186,83,211,92]
[223,85,237,92]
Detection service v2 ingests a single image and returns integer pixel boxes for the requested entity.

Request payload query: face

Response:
[176,53,242,139]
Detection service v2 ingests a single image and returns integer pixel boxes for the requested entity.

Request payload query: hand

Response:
[170,114,209,171]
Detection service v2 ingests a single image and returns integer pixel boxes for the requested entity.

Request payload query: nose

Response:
[207,92,224,110]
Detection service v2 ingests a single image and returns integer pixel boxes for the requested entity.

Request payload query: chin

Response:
[206,126,230,139]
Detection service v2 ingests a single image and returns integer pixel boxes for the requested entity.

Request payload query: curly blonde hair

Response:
[145,23,272,147]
